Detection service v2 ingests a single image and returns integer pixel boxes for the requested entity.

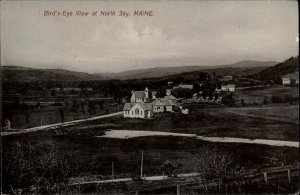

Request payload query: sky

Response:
[1,0,299,73]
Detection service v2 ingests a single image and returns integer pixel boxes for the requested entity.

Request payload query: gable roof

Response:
[164,95,177,100]
[136,102,152,110]
[123,103,135,110]
[152,99,172,106]
[132,91,145,99]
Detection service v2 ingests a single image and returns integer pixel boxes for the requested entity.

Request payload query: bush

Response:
[2,143,81,194]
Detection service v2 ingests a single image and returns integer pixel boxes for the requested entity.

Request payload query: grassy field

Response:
[3,104,122,129]
[70,103,298,141]
[235,86,299,104]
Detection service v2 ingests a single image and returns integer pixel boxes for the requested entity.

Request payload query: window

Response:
[135,108,139,115]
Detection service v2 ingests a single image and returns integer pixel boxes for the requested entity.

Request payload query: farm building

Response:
[123,102,153,119]
[221,84,236,92]
[130,87,150,103]
[178,84,194,89]
[152,99,174,113]
[151,91,157,99]
[282,78,291,85]
[221,75,234,81]
[281,72,299,85]
[166,89,172,96]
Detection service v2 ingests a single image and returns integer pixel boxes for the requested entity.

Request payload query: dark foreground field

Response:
[2,132,299,194]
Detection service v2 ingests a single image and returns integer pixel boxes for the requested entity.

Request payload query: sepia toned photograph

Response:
[1,0,299,194]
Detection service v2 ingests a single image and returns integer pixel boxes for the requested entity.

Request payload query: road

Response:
[98,130,299,148]
[1,111,123,136]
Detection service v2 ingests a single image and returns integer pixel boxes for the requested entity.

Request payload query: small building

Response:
[221,84,236,92]
[166,89,172,96]
[221,76,234,81]
[151,91,157,99]
[281,72,299,86]
[152,99,174,113]
[282,78,291,85]
[182,109,189,114]
[123,102,153,119]
[130,87,149,103]
[178,84,193,89]
[167,81,174,87]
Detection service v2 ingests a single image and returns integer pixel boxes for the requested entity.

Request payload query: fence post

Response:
[287,169,291,183]
[177,185,181,195]
[263,172,268,184]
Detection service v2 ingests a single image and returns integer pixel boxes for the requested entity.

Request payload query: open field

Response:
[66,103,298,141]
[234,86,299,104]
[2,103,123,129]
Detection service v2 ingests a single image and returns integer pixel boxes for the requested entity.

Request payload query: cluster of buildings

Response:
[123,75,237,119]
[281,72,299,86]
[123,87,180,119]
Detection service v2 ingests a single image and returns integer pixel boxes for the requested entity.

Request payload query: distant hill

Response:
[96,60,277,80]
[1,60,277,82]
[153,66,269,82]
[250,56,299,81]
[0,66,109,82]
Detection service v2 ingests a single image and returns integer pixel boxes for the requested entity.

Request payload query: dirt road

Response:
[98,130,299,148]
[1,111,123,136]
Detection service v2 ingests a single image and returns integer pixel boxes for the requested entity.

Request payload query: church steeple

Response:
[144,87,149,99]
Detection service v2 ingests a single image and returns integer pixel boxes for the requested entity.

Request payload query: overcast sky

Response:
[1,0,298,73]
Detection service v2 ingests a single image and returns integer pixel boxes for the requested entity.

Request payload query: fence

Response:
[132,166,299,195]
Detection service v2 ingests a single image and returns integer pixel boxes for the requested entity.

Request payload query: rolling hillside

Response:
[96,60,277,80]
[250,56,299,81]
[0,66,109,82]
[1,60,277,82]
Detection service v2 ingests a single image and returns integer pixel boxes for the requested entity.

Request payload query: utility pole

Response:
[141,150,144,178]
[112,161,114,179]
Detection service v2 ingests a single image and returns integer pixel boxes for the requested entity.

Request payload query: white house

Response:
[123,102,153,119]
[282,78,291,85]
[281,72,299,85]
[221,76,234,81]
[130,87,149,103]
[152,99,174,113]
[151,91,157,99]
[166,89,172,96]
[178,84,193,89]
[221,84,236,92]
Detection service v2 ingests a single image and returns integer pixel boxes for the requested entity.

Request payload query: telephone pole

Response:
[112,161,114,179]
[141,150,144,178]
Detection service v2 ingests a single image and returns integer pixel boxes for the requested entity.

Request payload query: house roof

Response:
[152,99,172,106]
[123,103,135,110]
[137,102,153,110]
[282,72,299,80]
[164,95,177,100]
[123,102,152,111]
[132,91,145,99]
[178,84,193,89]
